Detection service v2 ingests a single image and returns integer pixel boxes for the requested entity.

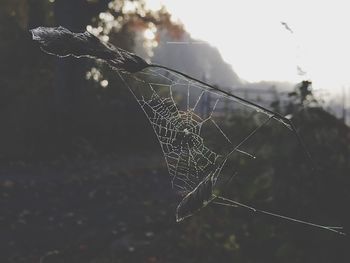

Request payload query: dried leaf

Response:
[30,26,149,72]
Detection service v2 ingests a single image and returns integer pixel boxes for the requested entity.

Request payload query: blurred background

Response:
[0,0,349,262]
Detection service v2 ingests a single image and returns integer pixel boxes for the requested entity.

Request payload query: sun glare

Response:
[149,0,350,98]
[144,28,155,40]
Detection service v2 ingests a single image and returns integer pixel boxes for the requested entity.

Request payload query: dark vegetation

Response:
[0,1,349,263]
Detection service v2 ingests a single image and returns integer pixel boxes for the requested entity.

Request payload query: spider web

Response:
[116,67,344,235]
[117,67,275,218]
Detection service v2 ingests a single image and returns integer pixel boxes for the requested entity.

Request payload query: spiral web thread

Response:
[118,67,264,194]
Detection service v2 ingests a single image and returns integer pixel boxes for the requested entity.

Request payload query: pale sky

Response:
[145,0,350,100]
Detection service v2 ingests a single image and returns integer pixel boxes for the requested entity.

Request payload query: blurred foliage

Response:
[286,80,319,114]
[0,0,55,160]
[0,1,350,263]
[288,80,315,105]
[0,0,182,160]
